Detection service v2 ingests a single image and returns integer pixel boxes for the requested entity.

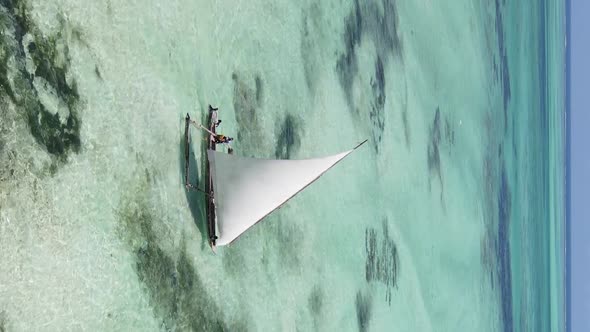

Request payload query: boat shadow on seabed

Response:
[179,116,208,250]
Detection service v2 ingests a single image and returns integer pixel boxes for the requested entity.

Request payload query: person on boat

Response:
[213,133,234,154]
[207,105,222,128]
[188,117,234,150]
[213,134,233,144]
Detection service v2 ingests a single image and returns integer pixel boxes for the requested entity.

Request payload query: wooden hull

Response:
[206,110,217,250]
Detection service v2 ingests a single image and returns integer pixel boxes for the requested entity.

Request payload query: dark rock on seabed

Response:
[355,290,373,332]
[365,219,399,305]
[118,184,249,331]
[0,1,83,164]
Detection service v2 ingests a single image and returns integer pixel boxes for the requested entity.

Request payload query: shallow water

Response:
[0,0,565,331]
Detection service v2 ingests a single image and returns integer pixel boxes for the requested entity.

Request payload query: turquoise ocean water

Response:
[0,0,565,331]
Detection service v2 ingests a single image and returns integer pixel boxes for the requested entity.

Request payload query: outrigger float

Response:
[184,107,366,251]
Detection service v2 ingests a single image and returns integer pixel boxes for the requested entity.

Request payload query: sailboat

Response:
[184,108,366,250]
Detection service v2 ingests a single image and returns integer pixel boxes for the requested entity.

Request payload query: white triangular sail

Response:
[208,142,365,246]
